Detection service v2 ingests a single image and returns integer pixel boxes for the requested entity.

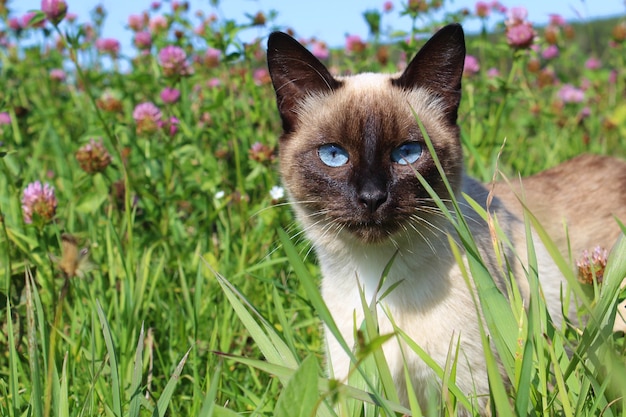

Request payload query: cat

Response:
[267,23,626,414]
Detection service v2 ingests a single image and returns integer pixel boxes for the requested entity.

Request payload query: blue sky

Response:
[14,0,626,51]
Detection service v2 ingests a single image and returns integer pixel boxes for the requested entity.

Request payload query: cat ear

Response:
[267,32,341,133]
[392,23,466,122]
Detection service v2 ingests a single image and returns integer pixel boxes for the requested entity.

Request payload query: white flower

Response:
[214,190,225,200]
[269,185,285,201]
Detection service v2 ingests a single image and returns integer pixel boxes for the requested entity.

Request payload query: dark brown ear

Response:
[392,23,465,124]
[267,32,341,133]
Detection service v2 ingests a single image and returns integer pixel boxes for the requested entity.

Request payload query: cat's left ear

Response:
[393,24,466,123]
[267,32,341,133]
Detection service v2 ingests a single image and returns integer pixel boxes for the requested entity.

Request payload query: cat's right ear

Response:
[267,32,341,133]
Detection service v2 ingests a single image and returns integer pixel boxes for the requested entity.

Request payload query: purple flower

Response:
[585,57,601,70]
[475,1,490,18]
[158,45,192,76]
[487,67,500,78]
[128,14,144,31]
[0,112,11,125]
[41,0,67,25]
[158,116,179,136]
[75,138,112,174]
[22,181,57,225]
[8,18,22,31]
[463,55,480,76]
[203,48,221,68]
[506,22,534,49]
[541,45,559,60]
[577,246,608,284]
[253,68,270,85]
[133,102,162,134]
[134,31,152,49]
[95,38,121,56]
[506,6,528,25]
[207,78,221,88]
[490,1,507,13]
[149,16,168,33]
[160,87,181,104]
[557,84,585,103]
[49,68,66,81]
[345,34,366,53]
[311,41,329,60]
[549,13,566,27]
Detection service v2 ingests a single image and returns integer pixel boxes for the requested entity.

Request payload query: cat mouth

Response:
[342,220,399,244]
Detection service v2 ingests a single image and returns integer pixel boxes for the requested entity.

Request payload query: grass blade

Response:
[96,300,122,417]
[25,269,43,417]
[273,355,319,417]
[6,293,21,416]
[129,324,145,417]
[151,347,191,417]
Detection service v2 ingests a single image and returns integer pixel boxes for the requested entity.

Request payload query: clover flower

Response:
[504,6,534,49]
[249,141,274,163]
[22,181,57,225]
[158,116,179,137]
[345,34,366,53]
[49,68,66,81]
[134,31,152,49]
[76,138,112,174]
[203,48,221,68]
[133,102,162,134]
[557,84,585,103]
[577,246,608,285]
[127,14,144,31]
[0,112,11,125]
[41,0,67,25]
[158,45,192,76]
[475,1,490,18]
[506,22,534,49]
[585,57,601,70]
[95,38,121,56]
[253,68,270,85]
[160,87,181,104]
[311,41,329,60]
[463,55,480,76]
[541,45,559,60]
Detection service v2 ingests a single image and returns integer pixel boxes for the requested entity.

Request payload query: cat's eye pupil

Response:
[391,142,422,165]
[318,144,349,167]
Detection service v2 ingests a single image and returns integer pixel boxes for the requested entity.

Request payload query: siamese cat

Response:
[267,23,626,414]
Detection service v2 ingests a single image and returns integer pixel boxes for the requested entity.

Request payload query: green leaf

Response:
[152,347,191,417]
[96,301,122,417]
[129,325,145,417]
[75,192,108,214]
[274,355,319,417]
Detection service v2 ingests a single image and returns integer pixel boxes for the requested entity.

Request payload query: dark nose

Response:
[358,186,388,213]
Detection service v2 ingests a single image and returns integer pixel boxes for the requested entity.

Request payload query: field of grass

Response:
[1,1,626,416]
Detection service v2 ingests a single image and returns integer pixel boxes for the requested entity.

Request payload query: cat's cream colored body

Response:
[312,176,565,410]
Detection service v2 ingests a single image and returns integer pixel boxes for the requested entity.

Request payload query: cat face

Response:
[267,24,466,245]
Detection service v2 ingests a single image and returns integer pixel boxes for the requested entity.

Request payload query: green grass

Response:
[1,1,626,416]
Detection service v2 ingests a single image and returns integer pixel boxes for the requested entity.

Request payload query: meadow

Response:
[1,0,626,416]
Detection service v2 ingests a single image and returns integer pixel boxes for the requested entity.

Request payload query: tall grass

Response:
[1,1,625,416]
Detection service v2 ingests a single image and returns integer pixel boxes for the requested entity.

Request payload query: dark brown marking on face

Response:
[268,25,466,244]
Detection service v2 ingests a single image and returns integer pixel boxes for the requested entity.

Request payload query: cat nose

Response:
[358,188,388,213]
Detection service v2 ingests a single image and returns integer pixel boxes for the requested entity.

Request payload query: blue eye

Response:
[318,144,349,167]
[391,142,422,165]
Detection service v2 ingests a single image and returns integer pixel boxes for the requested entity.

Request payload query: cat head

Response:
[267,24,466,245]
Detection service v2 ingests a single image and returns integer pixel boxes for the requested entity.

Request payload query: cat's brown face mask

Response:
[267,25,467,244]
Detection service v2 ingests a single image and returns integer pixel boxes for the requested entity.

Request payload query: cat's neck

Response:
[314,219,459,305]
